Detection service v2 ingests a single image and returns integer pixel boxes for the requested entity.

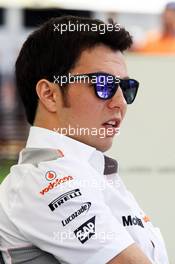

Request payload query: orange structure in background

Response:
[135,2,175,54]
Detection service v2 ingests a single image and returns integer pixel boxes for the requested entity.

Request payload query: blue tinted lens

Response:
[85,73,139,103]
[120,79,138,104]
[95,75,116,99]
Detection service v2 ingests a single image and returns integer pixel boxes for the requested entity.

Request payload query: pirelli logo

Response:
[48,188,82,211]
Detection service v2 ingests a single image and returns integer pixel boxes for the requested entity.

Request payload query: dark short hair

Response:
[15,15,133,125]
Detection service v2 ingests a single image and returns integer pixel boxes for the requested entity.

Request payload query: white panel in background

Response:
[107,55,175,264]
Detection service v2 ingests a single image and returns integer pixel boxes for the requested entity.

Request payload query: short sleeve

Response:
[9,157,134,264]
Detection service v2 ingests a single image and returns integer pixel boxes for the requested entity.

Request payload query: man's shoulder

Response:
[0,147,77,190]
[0,147,100,201]
[0,147,85,203]
[19,147,64,167]
[15,147,94,184]
[18,147,88,174]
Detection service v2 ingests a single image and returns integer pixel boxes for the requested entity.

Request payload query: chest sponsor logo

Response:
[122,215,144,228]
[40,175,73,195]
[62,202,91,227]
[74,216,96,244]
[48,188,82,211]
[45,171,57,181]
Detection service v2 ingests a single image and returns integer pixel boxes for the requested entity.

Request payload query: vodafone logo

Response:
[45,171,57,181]
[40,175,74,196]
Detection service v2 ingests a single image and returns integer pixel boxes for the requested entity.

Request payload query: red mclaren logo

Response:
[45,171,57,181]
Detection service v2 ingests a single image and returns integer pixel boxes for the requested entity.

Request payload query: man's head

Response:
[15,16,134,152]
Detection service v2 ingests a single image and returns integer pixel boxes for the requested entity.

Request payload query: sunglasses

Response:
[70,72,139,104]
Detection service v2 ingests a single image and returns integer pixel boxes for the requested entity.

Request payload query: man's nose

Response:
[107,86,127,110]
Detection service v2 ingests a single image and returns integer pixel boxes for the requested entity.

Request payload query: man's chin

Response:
[94,137,114,152]
[72,135,114,152]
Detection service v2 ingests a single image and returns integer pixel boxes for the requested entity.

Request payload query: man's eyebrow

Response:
[81,71,130,80]
[99,72,130,79]
[121,76,130,80]
[90,71,130,79]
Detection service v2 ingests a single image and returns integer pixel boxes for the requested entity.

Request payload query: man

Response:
[0,16,169,264]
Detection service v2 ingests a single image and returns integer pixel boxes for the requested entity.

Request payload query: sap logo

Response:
[62,202,91,227]
[122,215,144,228]
[48,189,82,211]
[74,216,96,244]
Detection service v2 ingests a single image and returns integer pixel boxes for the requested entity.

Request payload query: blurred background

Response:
[0,0,175,262]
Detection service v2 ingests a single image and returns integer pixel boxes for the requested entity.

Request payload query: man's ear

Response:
[36,79,59,113]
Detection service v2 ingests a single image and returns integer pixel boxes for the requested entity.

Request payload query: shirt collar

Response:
[26,126,105,174]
